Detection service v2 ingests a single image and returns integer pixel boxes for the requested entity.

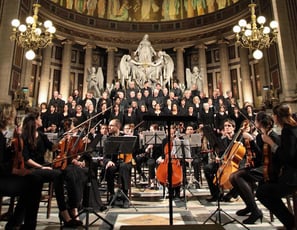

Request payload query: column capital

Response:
[106,47,118,52]
[83,43,96,50]
[173,47,185,53]
[218,38,229,45]
[61,39,74,46]
[195,43,207,49]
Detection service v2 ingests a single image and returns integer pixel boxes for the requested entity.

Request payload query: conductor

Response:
[104,119,132,208]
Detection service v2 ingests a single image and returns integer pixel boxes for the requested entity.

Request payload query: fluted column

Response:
[174,47,185,84]
[106,47,117,85]
[218,40,230,94]
[239,48,253,104]
[0,0,20,102]
[38,46,52,104]
[197,44,208,93]
[83,44,94,96]
[271,0,297,106]
[60,40,72,100]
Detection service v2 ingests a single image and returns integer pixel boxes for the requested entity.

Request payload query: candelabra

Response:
[233,1,278,59]
[10,2,56,60]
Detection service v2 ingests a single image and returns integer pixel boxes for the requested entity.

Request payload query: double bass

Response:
[156,139,183,187]
[213,120,249,189]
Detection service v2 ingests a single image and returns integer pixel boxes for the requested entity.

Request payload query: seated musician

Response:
[144,123,163,189]
[204,119,237,202]
[257,104,297,230]
[0,103,43,230]
[229,111,281,224]
[104,119,132,208]
[157,125,182,199]
[185,124,201,188]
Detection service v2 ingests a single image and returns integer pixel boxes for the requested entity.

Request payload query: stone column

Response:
[83,44,94,96]
[197,44,208,93]
[38,46,52,104]
[218,40,230,95]
[271,0,297,107]
[239,48,253,104]
[60,40,72,100]
[174,47,185,84]
[106,47,117,85]
[0,0,20,102]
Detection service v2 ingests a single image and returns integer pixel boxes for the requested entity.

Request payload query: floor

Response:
[0,175,285,230]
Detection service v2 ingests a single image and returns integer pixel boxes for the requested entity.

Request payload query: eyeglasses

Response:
[224,124,233,127]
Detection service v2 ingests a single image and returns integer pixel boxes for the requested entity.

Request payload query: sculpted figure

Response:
[87,67,104,97]
[186,66,203,91]
[134,34,156,64]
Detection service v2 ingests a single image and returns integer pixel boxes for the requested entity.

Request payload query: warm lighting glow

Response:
[253,49,263,60]
[233,2,278,59]
[25,49,36,60]
[10,3,55,60]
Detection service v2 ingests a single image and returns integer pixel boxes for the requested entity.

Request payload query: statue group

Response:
[118,34,174,89]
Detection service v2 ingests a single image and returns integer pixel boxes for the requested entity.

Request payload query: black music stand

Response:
[143,115,197,225]
[203,167,249,229]
[105,136,138,211]
[173,137,193,209]
[76,151,113,230]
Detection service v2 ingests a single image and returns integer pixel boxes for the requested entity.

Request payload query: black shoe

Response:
[59,213,80,227]
[206,196,218,202]
[243,210,263,224]
[236,207,251,216]
[123,200,130,209]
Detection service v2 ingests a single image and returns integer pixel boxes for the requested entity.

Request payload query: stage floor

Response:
[0,179,285,229]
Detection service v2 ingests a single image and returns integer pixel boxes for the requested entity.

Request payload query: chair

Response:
[40,182,54,219]
[0,196,15,221]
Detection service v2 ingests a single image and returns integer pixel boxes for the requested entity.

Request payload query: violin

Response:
[11,127,25,170]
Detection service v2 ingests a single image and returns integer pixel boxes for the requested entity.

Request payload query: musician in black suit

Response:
[104,119,132,208]
[204,119,236,202]
[257,104,297,230]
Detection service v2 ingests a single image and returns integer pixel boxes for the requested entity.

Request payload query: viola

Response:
[11,128,25,170]
[156,141,183,187]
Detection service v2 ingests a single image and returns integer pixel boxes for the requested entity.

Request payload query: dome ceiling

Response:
[41,0,250,49]
[50,0,239,22]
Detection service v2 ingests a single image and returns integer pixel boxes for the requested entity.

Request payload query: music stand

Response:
[143,131,166,146]
[172,137,193,209]
[76,151,113,230]
[203,166,249,229]
[104,136,138,211]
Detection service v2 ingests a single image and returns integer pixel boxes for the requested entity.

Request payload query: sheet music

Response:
[143,131,166,145]
[172,137,191,159]
[187,133,202,147]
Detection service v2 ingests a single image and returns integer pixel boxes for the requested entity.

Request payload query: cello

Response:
[213,120,249,190]
[156,138,183,188]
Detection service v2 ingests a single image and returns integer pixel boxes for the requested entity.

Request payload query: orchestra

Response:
[1,84,297,230]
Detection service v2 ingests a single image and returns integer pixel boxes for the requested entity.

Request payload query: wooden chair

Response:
[0,196,15,221]
[40,182,54,219]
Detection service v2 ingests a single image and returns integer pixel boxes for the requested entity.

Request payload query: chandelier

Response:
[232,1,278,60]
[10,2,56,60]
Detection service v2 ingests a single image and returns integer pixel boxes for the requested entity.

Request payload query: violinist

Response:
[0,103,43,230]
[104,118,131,208]
[21,111,82,228]
[257,104,297,230]
[204,119,236,202]
[229,112,280,224]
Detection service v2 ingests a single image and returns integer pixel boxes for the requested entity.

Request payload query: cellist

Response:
[229,112,280,224]
[204,119,237,202]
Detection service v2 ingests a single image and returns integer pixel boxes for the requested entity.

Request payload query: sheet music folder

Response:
[104,136,137,154]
